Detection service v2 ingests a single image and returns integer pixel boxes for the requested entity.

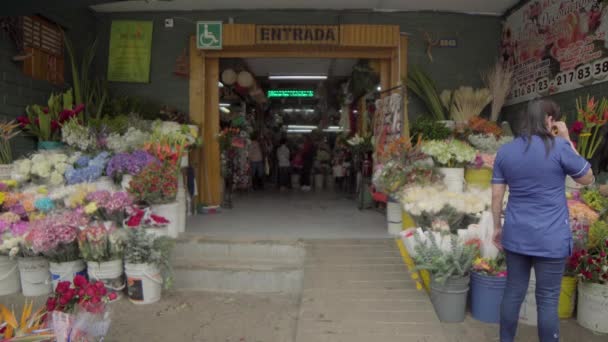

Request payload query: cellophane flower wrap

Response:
[48,275,114,342]
[421,139,476,168]
[25,209,89,262]
[78,221,128,262]
[65,152,110,185]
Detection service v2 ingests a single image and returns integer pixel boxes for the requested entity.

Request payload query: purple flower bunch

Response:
[65,152,111,185]
[27,209,88,254]
[10,221,29,236]
[106,150,157,179]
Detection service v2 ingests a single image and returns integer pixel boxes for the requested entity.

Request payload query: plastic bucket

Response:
[558,276,577,319]
[125,263,162,305]
[0,164,13,180]
[121,175,133,190]
[438,167,464,193]
[402,211,415,230]
[387,200,402,235]
[87,260,125,300]
[37,141,64,150]
[152,202,179,238]
[49,260,86,291]
[470,272,507,323]
[430,275,470,323]
[519,271,537,326]
[0,256,20,295]
[577,282,608,333]
[93,176,117,192]
[18,257,51,296]
[465,168,492,189]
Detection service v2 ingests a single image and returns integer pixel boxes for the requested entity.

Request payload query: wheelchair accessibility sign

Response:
[197,21,222,50]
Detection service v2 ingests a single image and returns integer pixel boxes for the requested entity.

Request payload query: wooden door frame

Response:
[189,24,408,206]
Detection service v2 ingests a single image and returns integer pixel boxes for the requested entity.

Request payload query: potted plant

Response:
[123,228,174,305]
[78,221,128,299]
[17,89,83,150]
[0,120,20,179]
[421,139,477,193]
[470,254,507,323]
[413,232,478,323]
[25,210,89,291]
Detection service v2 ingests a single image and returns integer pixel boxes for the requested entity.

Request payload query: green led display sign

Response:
[267,90,314,98]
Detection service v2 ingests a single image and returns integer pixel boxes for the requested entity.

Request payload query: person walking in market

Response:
[276,137,291,191]
[491,99,594,342]
[248,133,265,191]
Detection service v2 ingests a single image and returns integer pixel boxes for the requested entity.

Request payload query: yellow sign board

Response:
[256,25,339,45]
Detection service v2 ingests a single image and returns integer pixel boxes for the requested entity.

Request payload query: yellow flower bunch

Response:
[84,202,98,215]
[0,179,17,187]
[0,192,5,205]
[28,212,46,221]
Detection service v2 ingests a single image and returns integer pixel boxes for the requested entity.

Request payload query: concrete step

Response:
[172,258,304,294]
[173,235,306,265]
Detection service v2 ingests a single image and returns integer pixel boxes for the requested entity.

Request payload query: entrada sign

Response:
[256,25,339,45]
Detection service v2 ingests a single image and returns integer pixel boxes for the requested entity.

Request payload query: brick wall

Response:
[94,11,502,121]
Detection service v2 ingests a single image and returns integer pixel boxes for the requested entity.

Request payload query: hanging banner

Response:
[107,21,153,83]
[502,1,608,105]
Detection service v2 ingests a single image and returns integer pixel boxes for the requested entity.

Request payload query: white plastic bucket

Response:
[93,176,117,191]
[314,174,324,191]
[121,175,133,191]
[387,200,403,235]
[49,260,86,291]
[125,263,162,305]
[0,164,13,179]
[577,282,608,333]
[438,167,465,193]
[152,202,179,238]
[18,257,51,296]
[87,260,125,300]
[0,256,20,295]
[519,270,537,326]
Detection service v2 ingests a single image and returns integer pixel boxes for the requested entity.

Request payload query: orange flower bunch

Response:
[468,116,502,136]
[144,140,183,167]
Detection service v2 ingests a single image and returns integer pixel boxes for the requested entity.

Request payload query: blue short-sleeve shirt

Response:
[492,136,590,258]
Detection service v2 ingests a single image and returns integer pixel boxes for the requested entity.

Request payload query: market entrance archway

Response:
[189,24,408,206]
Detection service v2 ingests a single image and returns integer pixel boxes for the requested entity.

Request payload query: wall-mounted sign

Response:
[267,90,315,98]
[256,25,339,45]
[438,38,458,48]
[108,20,153,83]
[197,21,222,49]
[502,0,608,105]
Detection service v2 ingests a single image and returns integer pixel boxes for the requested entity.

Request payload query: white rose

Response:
[32,162,51,178]
[55,162,68,174]
[49,172,64,186]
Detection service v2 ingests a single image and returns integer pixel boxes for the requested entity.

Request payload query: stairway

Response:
[171,235,306,294]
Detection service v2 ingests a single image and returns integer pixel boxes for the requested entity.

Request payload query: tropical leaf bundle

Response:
[406,66,447,121]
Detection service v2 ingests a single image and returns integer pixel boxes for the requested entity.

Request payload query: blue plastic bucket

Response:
[470,271,507,323]
[37,141,64,150]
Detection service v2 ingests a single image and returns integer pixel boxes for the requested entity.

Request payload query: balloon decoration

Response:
[236,71,254,88]
[221,69,237,85]
[221,68,267,104]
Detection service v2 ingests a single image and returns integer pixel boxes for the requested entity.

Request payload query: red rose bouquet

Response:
[572,238,608,284]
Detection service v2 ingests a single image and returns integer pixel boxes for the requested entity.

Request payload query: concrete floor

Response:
[187,190,388,239]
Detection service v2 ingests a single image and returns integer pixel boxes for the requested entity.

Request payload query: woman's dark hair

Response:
[517,99,557,155]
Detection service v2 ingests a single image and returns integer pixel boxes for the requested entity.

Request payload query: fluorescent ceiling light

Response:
[287,129,313,133]
[219,103,231,107]
[323,126,344,132]
[269,75,327,80]
[287,125,317,130]
[220,107,230,113]
[219,82,224,88]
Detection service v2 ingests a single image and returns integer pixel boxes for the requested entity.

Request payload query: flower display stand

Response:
[438,167,465,193]
[465,168,492,189]
[577,282,608,333]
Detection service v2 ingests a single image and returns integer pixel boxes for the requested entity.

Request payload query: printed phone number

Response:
[510,58,608,99]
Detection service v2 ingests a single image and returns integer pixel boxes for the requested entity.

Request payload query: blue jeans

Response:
[500,250,566,342]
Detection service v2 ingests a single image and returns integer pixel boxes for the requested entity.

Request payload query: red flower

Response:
[46,297,57,311]
[73,103,85,114]
[55,281,70,294]
[85,286,96,298]
[59,109,74,122]
[108,292,118,301]
[16,115,31,127]
[572,121,584,134]
[73,274,88,288]
[59,295,70,306]
[42,107,49,114]
[51,120,60,132]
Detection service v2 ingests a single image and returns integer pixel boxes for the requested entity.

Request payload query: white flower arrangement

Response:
[467,133,512,153]
[62,119,96,151]
[12,152,80,186]
[152,120,199,148]
[401,185,490,216]
[106,127,150,153]
[421,140,477,167]
[0,235,23,258]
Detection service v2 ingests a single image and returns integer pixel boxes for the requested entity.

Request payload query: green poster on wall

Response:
[107,21,153,83]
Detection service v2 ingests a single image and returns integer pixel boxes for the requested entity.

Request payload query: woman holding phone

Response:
[491,100,594,342]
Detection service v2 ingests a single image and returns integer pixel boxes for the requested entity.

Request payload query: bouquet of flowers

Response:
[47,275,114,342]
[13,152,78,186]
[581,188,608,213]
[128,162,178,205]
[105,150,157,181]
[124,228,174,289]
[401,186,489,232]
[468,116,502,136]
[106,127,151,153]
[61,118,98,152]
[0,300,52,341]
[49,183,97,208]
[421,139,477,168]
[572,96,608,159]
[467,133,512,154]
[568,200,600,224]
[17,89,83,142]
[65,152,110,185]
[123,206,170,229]
[78,222,128,263]
[217,127,242,153]
[471,153,497,170]
[571,238,608,284]
[85,190,133,224]
[25,209,89,262]
[0,220,29,258]
[347,133,373,156]
[472,254,507,277]
[151,120,201,150]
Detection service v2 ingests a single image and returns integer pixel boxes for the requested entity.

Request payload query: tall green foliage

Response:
[406,66,447,121]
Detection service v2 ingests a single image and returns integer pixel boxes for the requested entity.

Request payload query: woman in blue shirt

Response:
[491,100,594,342]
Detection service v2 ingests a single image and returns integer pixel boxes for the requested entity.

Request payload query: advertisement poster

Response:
[108,21,153,83]
[502,0,608,105]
